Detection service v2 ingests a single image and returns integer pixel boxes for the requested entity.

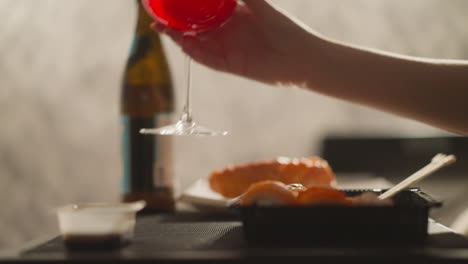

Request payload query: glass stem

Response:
[181,55,193,123]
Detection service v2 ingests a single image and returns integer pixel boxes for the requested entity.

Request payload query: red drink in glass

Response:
[142,0,237,33]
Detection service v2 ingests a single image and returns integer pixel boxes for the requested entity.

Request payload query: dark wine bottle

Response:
[120,0,175,212]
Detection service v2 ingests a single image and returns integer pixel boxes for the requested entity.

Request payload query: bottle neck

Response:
[128,1,163,59]
[121,1,174,117]
[135,1,155,36]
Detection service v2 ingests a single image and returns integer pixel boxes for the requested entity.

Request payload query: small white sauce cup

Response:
[57,201,146,245]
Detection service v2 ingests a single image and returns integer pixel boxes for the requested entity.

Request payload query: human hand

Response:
[150,0,468,136]
[152,0,319,87]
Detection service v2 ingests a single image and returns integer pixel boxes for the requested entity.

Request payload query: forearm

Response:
[304,35,468,135]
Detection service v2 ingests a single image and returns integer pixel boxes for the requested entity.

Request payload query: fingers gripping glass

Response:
[139,0,237,136]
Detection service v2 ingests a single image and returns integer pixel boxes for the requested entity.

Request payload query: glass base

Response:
[140,120,228,136]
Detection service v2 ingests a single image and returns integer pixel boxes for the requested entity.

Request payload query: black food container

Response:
[240,188,442,245]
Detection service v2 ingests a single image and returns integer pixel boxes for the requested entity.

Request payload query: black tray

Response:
[240,188,442,245]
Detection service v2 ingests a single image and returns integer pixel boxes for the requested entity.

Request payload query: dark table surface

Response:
[2,212,468,264]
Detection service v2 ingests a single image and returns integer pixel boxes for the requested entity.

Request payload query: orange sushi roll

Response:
[209,156,336,198]
[209,160,282,198]
[297,186,351,206]
[240,181,297,206]
[278,157,336,188]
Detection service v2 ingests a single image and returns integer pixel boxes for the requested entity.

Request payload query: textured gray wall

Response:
[1,0,467,249]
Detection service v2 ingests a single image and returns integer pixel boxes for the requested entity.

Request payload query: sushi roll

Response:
[240,181,297,206]
[209,156,336,198]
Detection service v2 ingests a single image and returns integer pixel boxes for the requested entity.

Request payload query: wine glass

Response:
[139,0,237,136]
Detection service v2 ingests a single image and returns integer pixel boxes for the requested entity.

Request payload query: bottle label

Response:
[121,113,173,193]
[153,114,173,188]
